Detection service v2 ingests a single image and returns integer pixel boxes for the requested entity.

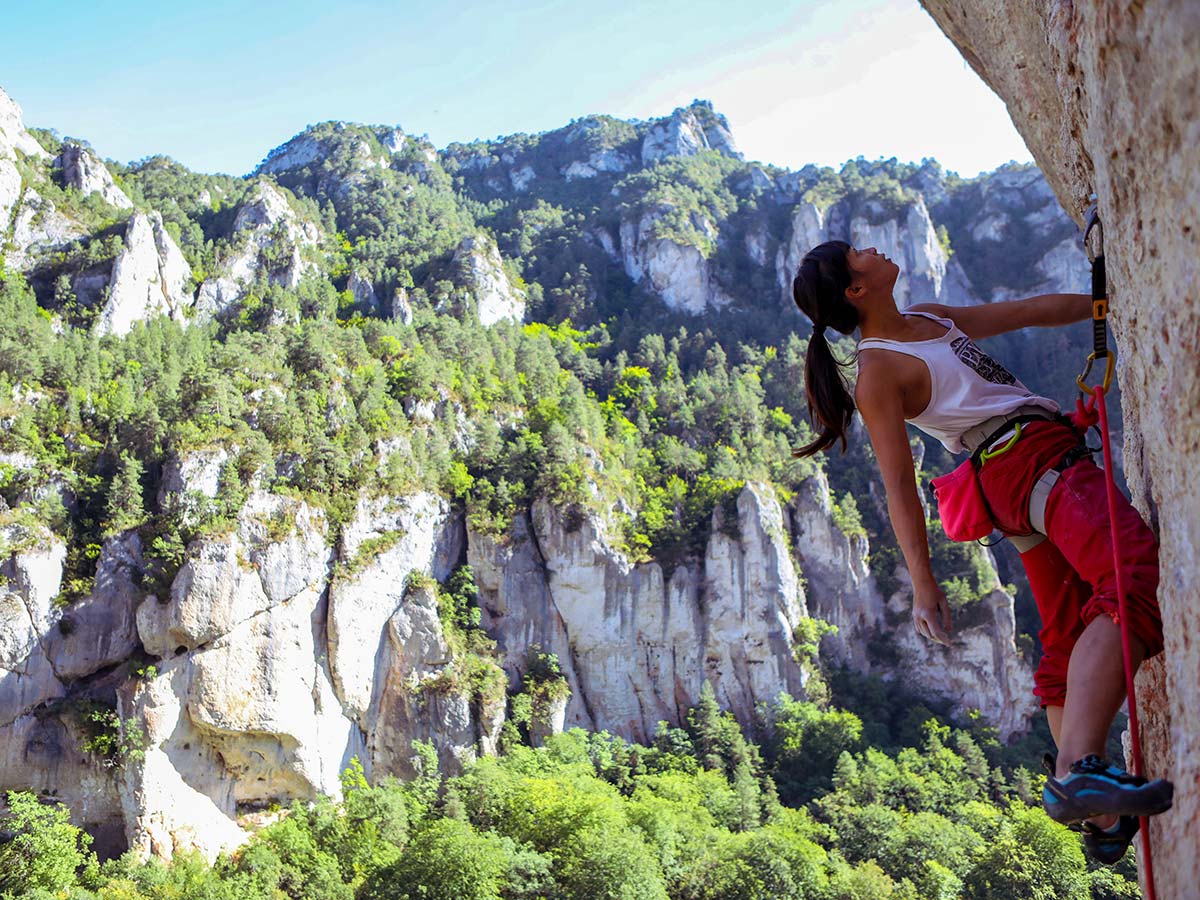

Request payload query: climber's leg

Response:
[1041,460,1163,775]
[1055,614,1147,776]
[1021,541,1120,828]
[1037,459,1169,823]
[1046,704,1061,744]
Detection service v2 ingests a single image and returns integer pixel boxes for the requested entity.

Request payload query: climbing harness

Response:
[1076,205,1158,898]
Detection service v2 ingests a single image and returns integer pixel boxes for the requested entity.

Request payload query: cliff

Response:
[921,3,1200,895]
[0,468,1035,859]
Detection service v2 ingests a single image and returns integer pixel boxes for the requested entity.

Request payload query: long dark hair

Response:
[791,240,860,457]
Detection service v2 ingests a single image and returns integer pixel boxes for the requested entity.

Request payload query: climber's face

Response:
[844,246,899,307]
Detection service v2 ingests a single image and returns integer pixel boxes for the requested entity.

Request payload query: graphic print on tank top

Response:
[950,336,1017,386]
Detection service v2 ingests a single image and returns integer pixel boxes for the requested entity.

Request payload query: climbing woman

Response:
[790,240,1173,863]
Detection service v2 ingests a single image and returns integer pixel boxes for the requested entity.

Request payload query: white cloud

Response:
[604,1,1031,177]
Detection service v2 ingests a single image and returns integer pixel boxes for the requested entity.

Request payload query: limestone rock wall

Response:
[920,3,1200,894]
[641,102,742,165]
[0,466,1039,860]
[774,195,977,309]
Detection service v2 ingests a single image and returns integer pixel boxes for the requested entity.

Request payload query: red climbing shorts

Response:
[975,419,1164,708]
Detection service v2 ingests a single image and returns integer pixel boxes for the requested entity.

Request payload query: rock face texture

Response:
[0,524,68,726]
[0,87,48,234]
[96,212,194,336]
[469,480,1034,744]
[921,2,1200,894]
[773,195,980,309]
[467,485,809,744]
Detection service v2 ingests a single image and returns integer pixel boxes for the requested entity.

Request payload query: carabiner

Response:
[1076,351,1116,396]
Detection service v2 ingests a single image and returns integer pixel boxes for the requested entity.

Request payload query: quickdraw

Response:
[1077,208,1116,396]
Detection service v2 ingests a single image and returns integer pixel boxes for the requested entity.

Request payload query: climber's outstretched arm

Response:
[909,293,1091,340]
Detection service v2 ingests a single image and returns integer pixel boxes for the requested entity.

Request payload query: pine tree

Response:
[688,681,725,772]
[103,453,145,536]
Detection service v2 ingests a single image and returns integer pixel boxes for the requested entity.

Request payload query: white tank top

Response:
[857,310,1059,453]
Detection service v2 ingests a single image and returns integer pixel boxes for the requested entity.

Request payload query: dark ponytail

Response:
[790,241,860,457]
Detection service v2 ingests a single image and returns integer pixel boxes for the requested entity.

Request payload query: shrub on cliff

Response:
[0,791,96,898]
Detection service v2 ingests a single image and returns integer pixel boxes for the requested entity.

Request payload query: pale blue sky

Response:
[0,0,1032,177]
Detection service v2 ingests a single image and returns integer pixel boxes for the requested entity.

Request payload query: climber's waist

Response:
[962,406,1061,460]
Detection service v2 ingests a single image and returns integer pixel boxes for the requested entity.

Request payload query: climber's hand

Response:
[912,581,953,646]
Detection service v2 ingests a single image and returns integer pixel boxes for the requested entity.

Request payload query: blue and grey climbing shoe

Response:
[1042,754,1173,824]
[1081,815,1139,865]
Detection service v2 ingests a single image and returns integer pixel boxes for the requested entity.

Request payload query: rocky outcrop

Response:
[563,150,634,181]
[1,86,47,233]
[642,101,742,165]
[1,87,83,271]
[559,117,636,180]
[348,269,379,314]
[921,3,1200,893]
[788,471,885,672]
[96,212,194,337]
[0,85,50,161]
[122,495,356,861]
[0,85,50,235]
[257,132,332,176]
[194,182,320,320]
[774,202,827,306]
[848,198,947,305]
[789,469,1034,738]
[775,195,981,308]
[46,533,143,681]
[469,483,808,743]
[619,209,734,314]
[0,524,67,726]
[54,143,132,209]
[391,286,413,325]
[137,492,332,655]
[156,448,231,524]
[470,480,1035,743]
[450,234,526,326]
[327,492,481,776]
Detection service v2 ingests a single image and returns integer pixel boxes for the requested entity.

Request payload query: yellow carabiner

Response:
[1076,351,1116,396]
[980,422,1023,462]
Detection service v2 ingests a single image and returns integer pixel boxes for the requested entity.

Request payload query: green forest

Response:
[2,679,1137,900]
[0,100,1131,898]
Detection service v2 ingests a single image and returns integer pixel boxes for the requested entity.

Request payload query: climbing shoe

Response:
[1042,754,1173,825]
[1081,815,1140,865]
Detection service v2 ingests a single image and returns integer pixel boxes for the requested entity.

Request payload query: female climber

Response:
[789,240,1172,864]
